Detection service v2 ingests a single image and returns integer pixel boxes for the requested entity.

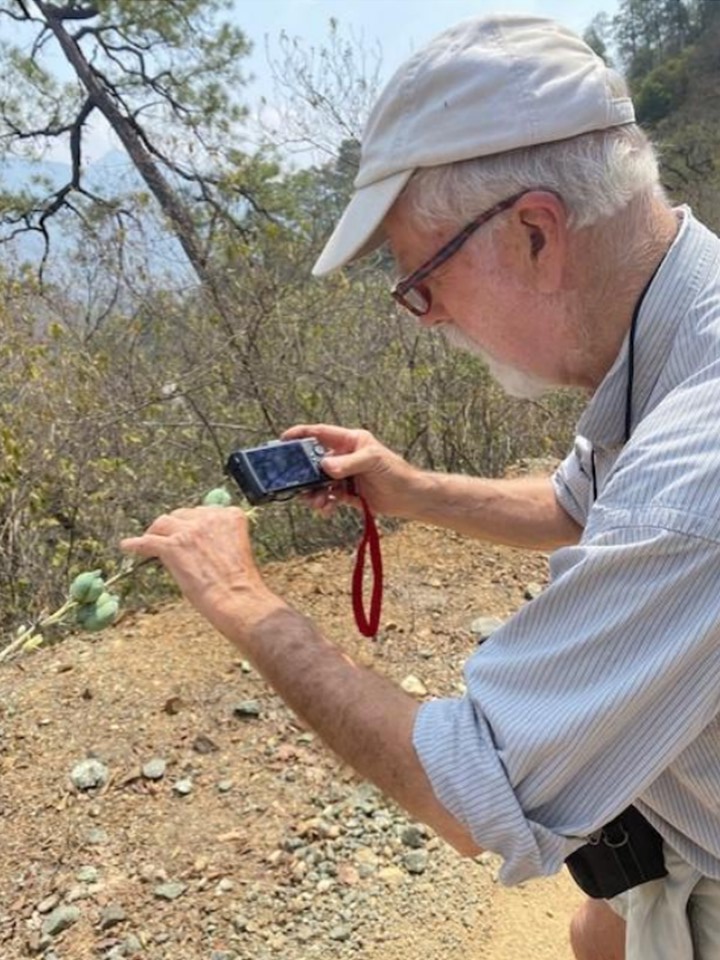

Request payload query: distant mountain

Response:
[0,151,190,281]
[0,149,139,194]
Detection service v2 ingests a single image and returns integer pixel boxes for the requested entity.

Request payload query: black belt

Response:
[565,805,668,899]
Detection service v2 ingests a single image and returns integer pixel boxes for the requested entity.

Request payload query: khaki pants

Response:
[609,844,720,959]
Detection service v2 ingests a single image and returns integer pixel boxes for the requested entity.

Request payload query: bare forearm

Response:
[215,602,479,856]
[398,471,582,550]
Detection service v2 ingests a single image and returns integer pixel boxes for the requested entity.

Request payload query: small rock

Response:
[163,696,185,715]
[123,934,142,956]
[469,616,505,642]
[99,903,127,930]
[377,866,405,885]
[217,779,233,793]
[41,905,80,937]
[328,924,351,942]
[36,894,60,915]
[153,882,187,901]
[76,865,99,884]
[172,778,193,796]
[142,758,167,780]
[70,758,109,791]
[403,849,429,874]
[524,581,544,600]
[400,675,428,697]
[337,864,359,886]
[66,884,90,903]
[232,700,261,719]
[400,825,425,849]
[193,734,219,754]
[353,847,378,866]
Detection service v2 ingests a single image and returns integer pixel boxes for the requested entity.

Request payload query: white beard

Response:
[440,324,555,400]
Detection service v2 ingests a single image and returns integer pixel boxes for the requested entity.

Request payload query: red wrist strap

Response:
[351,493,383,637]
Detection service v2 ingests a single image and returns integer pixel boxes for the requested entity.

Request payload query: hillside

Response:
[0,522,584,960]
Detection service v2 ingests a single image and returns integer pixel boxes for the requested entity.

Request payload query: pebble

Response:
[377,866,405,885]
[524,581,544,600]
[41,905,80,937]
[403,850,430,874]
[232,700,261,719]
[70,758,109,791]
[36,894,60,914]
[153,882,187,901]
[172,778,193,796]
[99,903,127,930]
[400,675,428,697]
[123,934,142,956]
[76,865,99,883]
[142,758,167,780]
[468,616,505,641]
[193,734,219,754]
[400,825,425,849]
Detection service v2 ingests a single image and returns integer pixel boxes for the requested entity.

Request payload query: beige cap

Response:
[313,14,634,276]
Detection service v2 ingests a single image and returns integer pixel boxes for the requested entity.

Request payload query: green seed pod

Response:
[76,592,120,632]
[70,570,105,603]
[202,487,232,507]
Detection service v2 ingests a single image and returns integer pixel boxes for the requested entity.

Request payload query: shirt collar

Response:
[577,207,707,448]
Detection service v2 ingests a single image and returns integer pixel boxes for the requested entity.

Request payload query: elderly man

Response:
[122,14,720,960]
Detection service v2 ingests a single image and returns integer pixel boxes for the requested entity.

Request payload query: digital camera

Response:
[225,438,331,506]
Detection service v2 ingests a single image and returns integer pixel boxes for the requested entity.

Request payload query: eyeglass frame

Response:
[391,190,529,317]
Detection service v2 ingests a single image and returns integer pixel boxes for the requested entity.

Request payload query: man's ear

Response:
[513,191,568,293]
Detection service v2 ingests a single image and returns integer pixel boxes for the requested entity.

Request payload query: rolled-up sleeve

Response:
[413,512,720,884]
[551,436,593,528]
[414,696,582,883]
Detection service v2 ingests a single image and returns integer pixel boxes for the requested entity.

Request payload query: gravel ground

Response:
[0,521,582,960]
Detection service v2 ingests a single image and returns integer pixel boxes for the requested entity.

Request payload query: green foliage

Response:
[4,7,718,657]
[0,0,261,279]
[634,53,690,122]
[613,0,693,81]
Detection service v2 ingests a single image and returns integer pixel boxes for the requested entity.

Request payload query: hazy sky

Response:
[239,0,618,79]
[235,0,620,163]
[33,0,621,163]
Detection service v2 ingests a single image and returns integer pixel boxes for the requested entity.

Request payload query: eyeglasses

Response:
[391,190,528,317]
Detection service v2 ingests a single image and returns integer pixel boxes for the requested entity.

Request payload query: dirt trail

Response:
[0,522,584,959]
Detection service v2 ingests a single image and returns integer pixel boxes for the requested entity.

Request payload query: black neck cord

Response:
[623,300,640,446]
[590,271,657,502]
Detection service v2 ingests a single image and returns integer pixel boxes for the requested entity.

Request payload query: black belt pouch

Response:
[565,805,668,899]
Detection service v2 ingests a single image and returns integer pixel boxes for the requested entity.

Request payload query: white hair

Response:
[401,121,665,232]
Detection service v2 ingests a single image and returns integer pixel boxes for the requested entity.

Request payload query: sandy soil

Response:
[0,521,585,959]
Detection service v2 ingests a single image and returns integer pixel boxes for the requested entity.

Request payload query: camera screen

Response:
[247,444,320,492]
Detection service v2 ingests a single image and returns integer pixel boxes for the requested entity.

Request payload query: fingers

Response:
[120,507,248,556]
[282,423,371,455]
[302,483,359,515]
[120,532,168,558]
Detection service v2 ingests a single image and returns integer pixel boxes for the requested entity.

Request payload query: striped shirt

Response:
[414,208,720,886]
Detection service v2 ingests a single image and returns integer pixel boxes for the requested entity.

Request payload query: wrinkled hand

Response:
[121,506,286,640]
[282,424,419,518]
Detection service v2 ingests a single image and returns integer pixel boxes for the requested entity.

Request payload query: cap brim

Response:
[312,169,413,276]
